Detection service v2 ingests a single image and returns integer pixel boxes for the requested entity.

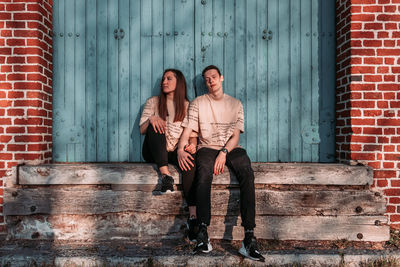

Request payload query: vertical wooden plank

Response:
[202,0,213,68]
[96,0,109,161]
[140,0,152,138]
[300,0,312,162]
[245,0,257,161]
[52,0,65,162]
[257,0,268,162]
[211,0,224,69]
[222,0,235,97]
[194,0,206,96]
[129,0,141,161]
[118,0,130,161]
[107,0,119,161]
[85,0,97,161]
[163,0,174,69]
[74,0,86,161]
[311,0,320,162]
[152,0,163,98]
[319,0,336,162]
[64,0,75,161]
[174,0,195,100]
[290,0,302,162]
[267,0,279,161]
[277,0,290,162]
[235,0,246,149]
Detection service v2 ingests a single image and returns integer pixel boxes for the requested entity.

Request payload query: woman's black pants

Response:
[195,147,256,230]
[142,126,196,206]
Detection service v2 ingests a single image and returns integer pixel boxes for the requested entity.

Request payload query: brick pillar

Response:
[0,0,53,233]
[336,0,400,228]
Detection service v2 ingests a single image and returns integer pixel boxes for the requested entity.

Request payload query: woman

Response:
[139,69,198,241]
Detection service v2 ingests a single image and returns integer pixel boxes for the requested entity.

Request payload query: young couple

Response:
[139,65,265,262]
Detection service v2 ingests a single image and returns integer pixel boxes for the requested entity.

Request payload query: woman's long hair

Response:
[158,69,188,122]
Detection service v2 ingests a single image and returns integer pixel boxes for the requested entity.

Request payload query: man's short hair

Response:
[202,65,222,77]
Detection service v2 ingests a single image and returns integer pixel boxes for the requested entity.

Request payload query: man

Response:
[177,65,265,262]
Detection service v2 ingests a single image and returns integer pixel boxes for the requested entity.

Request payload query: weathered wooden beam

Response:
[4,188,385,216]
[18,163,373,185]
[5,214,389,242]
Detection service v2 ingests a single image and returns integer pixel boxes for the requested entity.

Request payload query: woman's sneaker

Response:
[193,224,212,254]
[160,174,174,193]
[239,234,265,262]
[186,217,199,242]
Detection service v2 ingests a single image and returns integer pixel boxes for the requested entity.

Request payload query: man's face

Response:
[203,69,224,94]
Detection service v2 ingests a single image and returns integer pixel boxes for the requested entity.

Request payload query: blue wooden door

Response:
[52,0,335,163]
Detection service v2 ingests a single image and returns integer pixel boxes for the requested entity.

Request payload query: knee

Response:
[146,125,165,137]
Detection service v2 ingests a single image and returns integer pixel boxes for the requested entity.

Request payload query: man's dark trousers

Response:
[195,147,256,230]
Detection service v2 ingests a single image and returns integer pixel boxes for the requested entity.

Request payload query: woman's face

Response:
[162,71,177,94]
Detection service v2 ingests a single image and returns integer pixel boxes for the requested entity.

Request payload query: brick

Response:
[14,135,42,142]
[13,65,43,73]
[13,12,42,21]
[14,48,43,56]
[28,144,47,151]
[1,30,12,37]
[384,110,396,117]
[0,12,11,20]
[377,49,400,56]
[364,92,382,99]
[376,179,388,187]
[7,108,25,116]
[6,21,25,28]
[377,66,390,73]
[0,153,12,160]
[6,39,25,46]
[351,101,375,108]
[364,110,382,117]
[0,48,11,55]
[349,84,375,90]
[27,73,47,83]
[384,145,396,152]
[383,162,395,169]
[364,145,381,152]
[385,154,400,160]
[14,153,42,160]
[6,56,25,64]
[7,73,25,81]
[364,57,383,65]
[27,56,48,68]
[27,126,47,134]
[14,117,42,125]
[386,190,400,197]
[364,75,382,82]
[378,84,400,91]
[7,91,24,98]
[13,100,42,108]
[377,14,400,21]
[351,49,376,56]
[392,67,400,73]
[14,82,42,90]
[0,135,12,143]
[7,144,26,151]
[364,23,383,30]
[368,161,381,169]
[384,75,396,82]
[350,152,375,160]
[351,135,376,143]
[384,40,396,47]
[351,31,375,39]
[387,205,396,213]
[385,23,398,30]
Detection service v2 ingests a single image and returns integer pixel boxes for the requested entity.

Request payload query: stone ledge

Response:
[16,163,373,186]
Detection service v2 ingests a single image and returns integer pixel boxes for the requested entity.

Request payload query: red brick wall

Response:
[0,0,53,233]
[336,0,400,228]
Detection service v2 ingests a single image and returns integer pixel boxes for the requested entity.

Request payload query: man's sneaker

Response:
[160,174,174,193]
[193,224,212,253]
[239,234,265,262]
[186,217,199,242]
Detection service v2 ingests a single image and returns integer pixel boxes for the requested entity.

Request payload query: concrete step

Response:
[0,240,399,267]
[4,163,389,242]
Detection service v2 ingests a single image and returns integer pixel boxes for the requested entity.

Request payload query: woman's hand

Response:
[184,143,196,154]
[213,152,226,175]
[178,149,195,171]
[149,116,166,134]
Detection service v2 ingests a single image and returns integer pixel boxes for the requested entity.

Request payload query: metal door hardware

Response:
[114,28,125,40]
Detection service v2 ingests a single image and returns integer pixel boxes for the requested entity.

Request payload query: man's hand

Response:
[184,143,196,154]
[149,116,166,134]
[178,149,194,171]
[214,152,226,175]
